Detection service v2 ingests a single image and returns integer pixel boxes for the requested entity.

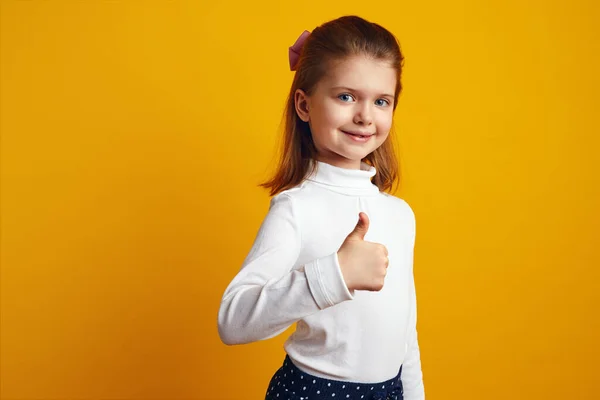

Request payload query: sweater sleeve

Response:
[402,274,425,399]
[217,193,354,345]
[401,210,425,399]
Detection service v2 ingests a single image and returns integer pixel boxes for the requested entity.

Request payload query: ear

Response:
[294,89,310,122]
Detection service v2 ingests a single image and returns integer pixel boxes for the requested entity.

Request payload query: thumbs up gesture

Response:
[337,212,389,292]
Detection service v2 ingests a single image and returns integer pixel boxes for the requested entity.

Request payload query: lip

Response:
[342,130,374,143]
[342,130,375,137]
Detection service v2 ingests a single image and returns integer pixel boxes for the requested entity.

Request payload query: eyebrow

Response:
[330,86,395,99]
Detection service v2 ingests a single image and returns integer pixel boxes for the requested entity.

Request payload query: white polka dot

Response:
[382,385,385,388]
[301,375,304,379]
[357,386,360,390]
[284,374,287,377]
[303,387,307,391]
[313,380,316,384]
[292,381,294,384]
[317,390,320,394]
[371,387,374,390]
[361,396,364,399]
[276,395,279,398]
[332,394,335,397]
[347,396,350,398]
[342,385,345,389]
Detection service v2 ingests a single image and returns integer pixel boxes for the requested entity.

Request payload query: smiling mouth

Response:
[342,130,374,138]
[342,130,375,143]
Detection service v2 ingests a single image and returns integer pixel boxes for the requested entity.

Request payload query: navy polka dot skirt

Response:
[265,355,403,400]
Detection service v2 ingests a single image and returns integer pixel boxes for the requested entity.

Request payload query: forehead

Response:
[317,55,397,94]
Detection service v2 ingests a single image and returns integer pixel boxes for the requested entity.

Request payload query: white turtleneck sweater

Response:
[218,161,425,400]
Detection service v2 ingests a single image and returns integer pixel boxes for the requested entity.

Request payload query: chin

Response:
[340,152,372,164]
[346,148,375,159]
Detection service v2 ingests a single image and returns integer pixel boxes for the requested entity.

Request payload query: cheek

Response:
[377,113,394,133]
[315,102,348,129]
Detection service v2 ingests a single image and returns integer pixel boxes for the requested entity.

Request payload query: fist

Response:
[337,212,389,291]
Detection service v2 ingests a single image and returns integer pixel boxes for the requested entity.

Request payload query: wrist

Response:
[336,251,354,291]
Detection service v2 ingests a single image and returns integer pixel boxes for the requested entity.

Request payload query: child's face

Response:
[295,55,397,170]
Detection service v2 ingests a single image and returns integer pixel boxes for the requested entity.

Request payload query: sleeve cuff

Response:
[304,252,354,309]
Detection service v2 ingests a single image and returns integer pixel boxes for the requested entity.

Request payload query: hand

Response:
[337,212,389,291]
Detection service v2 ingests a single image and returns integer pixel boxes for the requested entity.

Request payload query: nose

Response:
[353,103,373,126]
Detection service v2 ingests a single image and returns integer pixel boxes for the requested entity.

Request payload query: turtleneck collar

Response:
[304,160,380,196]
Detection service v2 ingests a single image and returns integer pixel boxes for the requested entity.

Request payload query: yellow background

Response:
[1,0,599,399]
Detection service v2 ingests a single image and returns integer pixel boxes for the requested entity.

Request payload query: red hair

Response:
[260,16,405,196]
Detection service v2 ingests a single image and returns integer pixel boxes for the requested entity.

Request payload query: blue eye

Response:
[375,99,390,107]
[338,94,354,102]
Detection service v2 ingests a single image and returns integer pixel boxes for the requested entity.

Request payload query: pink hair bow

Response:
[289,30,311,71]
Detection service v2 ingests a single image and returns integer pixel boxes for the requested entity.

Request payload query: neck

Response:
[314,155,362,170]
[304,159,380,196]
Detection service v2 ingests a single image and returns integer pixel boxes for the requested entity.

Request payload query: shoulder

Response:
[269,181,318,209]
[269,184,304,206]
[380,192,416,228]
[262,185,314,243]
[267,184,309,219]
[380,192,415,216]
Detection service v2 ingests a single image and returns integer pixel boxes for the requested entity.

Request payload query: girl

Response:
[218,15,425,400]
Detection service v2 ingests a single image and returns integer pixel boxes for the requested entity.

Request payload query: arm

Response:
[217,193,353,345]
[401,203,425,399]
[401,272,425,399]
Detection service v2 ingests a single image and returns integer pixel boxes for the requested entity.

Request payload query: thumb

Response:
[348,212,370,240]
